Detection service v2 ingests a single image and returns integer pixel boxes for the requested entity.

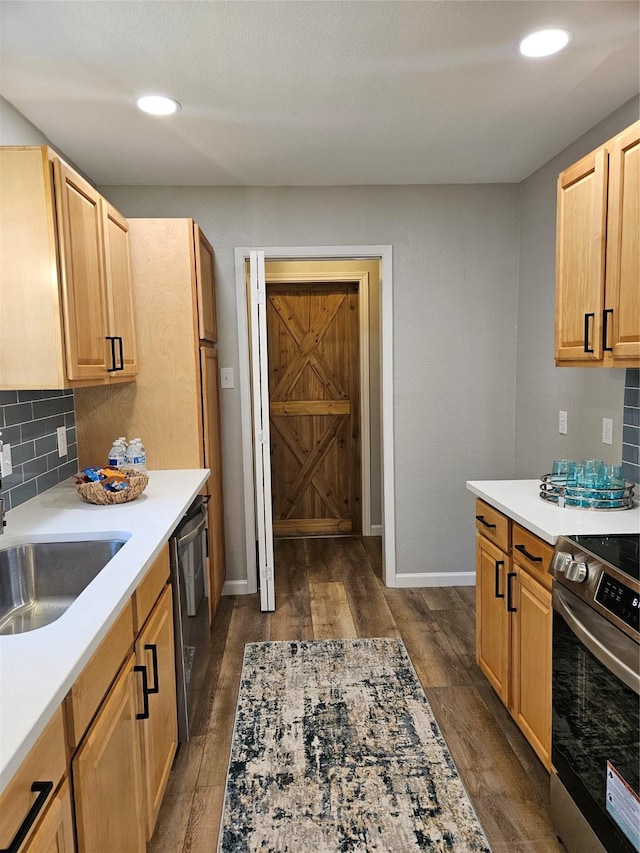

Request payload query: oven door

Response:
[552,584,640,853]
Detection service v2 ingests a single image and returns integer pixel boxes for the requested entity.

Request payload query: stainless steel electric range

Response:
[549,533,640,853]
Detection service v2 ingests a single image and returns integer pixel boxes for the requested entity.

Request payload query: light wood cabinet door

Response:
[23,780,75,853]
[103,202,138,377]
[510,567,552,770]
[53,157,111,381]
[72,654,145,853]
[201,345,226,620]
[555,147,608,364]
[476,534,510,704]
[605,120,640,363]
[0,707,66,851]
[135,586,177,840]
[194,224,217,343]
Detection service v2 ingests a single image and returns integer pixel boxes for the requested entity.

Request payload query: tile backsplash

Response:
[622,368,639,486]
[0,390,78,510]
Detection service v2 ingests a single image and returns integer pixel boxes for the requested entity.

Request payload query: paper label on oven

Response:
[606,761,640,852]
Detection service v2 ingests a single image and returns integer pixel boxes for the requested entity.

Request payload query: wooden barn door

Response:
[266,281,361,537]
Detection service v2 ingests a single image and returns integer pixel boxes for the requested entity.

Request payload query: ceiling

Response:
[0,0,638,186]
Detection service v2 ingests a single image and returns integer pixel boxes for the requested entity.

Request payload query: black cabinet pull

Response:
[514,543,542,562]
[116,336,124,370]
[475,515,496,530]
[145,644,159,694]
[602,308,613,352]
[507,572,517,612]
[105,336,125,371]
[583,312,595,353]
[134,664,149,720]
[1,780,53,853]
[106,336,118,371]
[494,560,505,599]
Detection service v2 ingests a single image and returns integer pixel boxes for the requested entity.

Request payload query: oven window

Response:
[553,611,640,852]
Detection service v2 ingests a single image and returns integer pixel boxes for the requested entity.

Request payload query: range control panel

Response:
[595,573,640,633]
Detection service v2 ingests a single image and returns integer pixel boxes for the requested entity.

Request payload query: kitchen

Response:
[0,1,639,851]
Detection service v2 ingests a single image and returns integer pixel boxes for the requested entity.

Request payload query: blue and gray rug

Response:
[219,638,491,852]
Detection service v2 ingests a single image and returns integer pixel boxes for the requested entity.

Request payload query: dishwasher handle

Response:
[175,513,207,552]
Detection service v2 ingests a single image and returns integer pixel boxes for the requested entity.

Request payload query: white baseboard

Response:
[394,572,476,588]
[222,578,251,596]
[369,525,383,537]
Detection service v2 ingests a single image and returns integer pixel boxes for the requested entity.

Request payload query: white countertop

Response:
[0,469,209,793]
[467,479,640,544]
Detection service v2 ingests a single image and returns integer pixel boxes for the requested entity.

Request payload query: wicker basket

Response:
[75,467,149,505]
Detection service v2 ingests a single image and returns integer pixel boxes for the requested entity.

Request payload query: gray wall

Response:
[515,97,639,479]
[101,184,520,582]
[0,96,49,144]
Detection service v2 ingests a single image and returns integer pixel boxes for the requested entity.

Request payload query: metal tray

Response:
[539,475,636,511]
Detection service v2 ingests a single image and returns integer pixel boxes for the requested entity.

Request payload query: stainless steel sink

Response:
[0,539,127,635]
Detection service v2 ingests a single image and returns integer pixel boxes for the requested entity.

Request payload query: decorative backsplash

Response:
[0,390,78,510]
[622,368,639,486]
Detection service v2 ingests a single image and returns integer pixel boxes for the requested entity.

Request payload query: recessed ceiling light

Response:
[136,95,181,116]
[518,28,572,58]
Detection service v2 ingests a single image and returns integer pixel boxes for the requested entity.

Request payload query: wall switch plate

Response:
[220,367,234,389]
[57,426,68,457]
[559,411,568,435]
[1,443,12,477]
[602,417,613,445]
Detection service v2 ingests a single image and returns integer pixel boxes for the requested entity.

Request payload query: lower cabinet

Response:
[135,586,177,839]
[476,533,510,704]
[510,566,552,767]
[72,654,146,853]
[69,545,176,852]
[23,780,75,853]
[0,708,72,853]
[475,501,553,769]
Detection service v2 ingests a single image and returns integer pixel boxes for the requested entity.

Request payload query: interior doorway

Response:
[235,245,396,607]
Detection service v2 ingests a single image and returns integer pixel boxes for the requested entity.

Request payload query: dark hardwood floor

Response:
[150,536,563,852]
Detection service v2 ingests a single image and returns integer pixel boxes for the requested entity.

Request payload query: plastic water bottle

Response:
[136,439,147,473]
[108,438,126,468]
[125,438,147,473]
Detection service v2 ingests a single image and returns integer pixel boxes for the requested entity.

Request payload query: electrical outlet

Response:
[57,426,68,457]
[602,417,613,445]
[559,411,568,435]
[1,443,12,477]
[220,367,234,389]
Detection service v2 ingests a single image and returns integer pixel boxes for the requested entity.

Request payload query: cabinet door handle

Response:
[514,543,542,562]
[1,780,53,853]
[134,664,150,720]
[507,572,517,612]
[583,313,595,353]
[475,515,496,530]
[494,560,505,599]
[602,308,613,352]
[116,336,124,370]
[145,643,159,694]
[105,336,125,371]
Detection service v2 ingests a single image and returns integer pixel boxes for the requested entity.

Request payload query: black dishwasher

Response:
[169,496,210,742]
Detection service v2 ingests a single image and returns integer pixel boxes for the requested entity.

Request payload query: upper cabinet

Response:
[194,224,217,343]
[555,120,640,368]
[0,146,137,389]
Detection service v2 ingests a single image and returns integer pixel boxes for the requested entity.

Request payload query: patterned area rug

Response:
[219,638,491,852]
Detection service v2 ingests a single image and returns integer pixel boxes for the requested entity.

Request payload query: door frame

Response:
[235,245,396,591]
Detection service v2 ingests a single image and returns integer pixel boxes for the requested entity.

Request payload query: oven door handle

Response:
[553,585,640,695]
[176,515,207,552]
